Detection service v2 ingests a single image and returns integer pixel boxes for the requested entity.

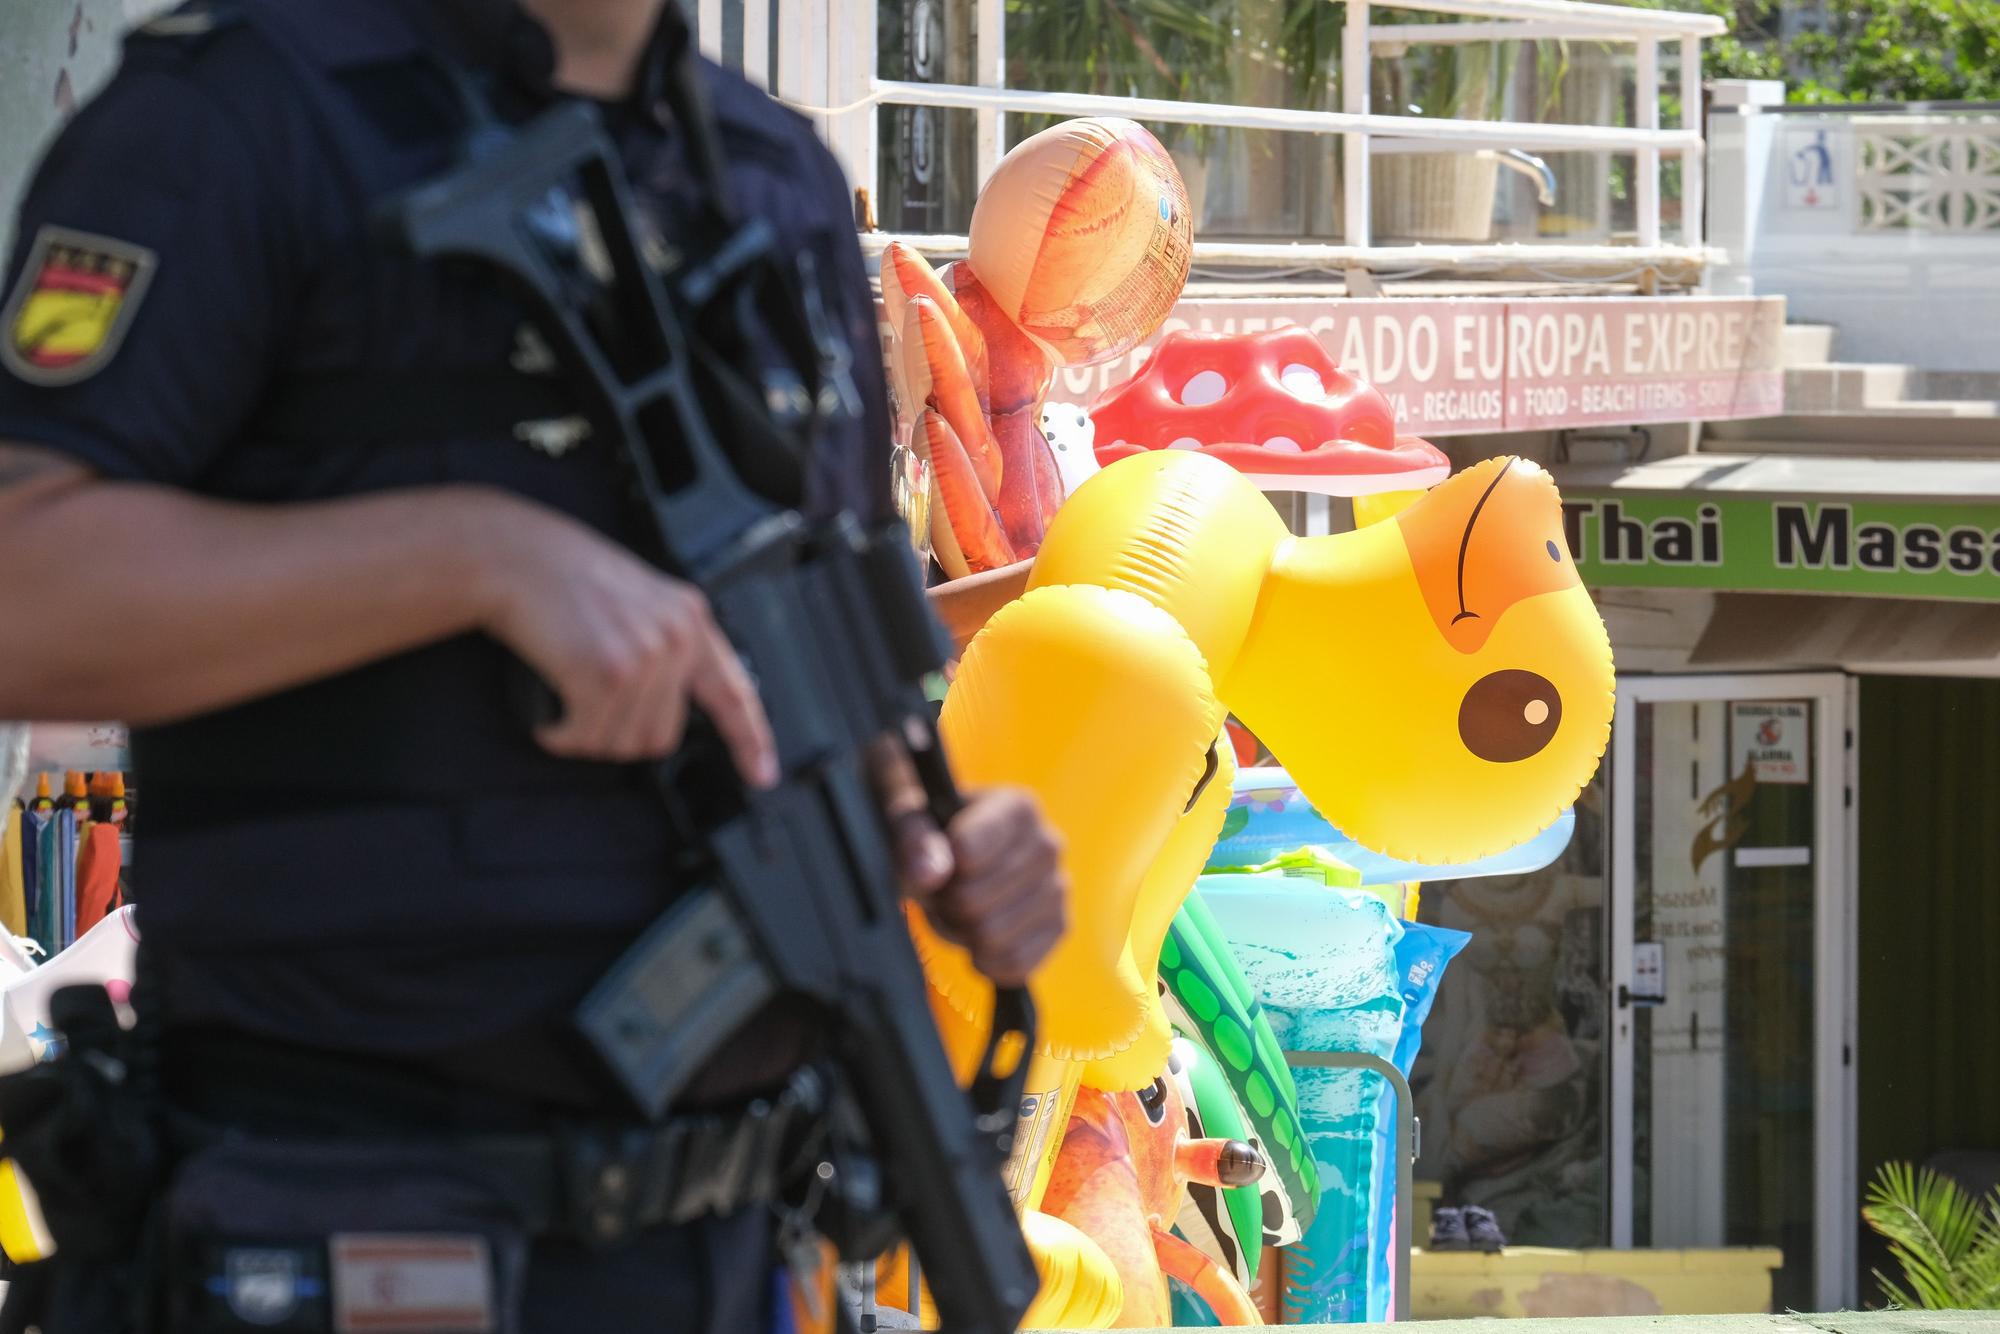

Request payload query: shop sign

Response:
[1048,295,1785,435]
[1729,701,1810,785]
[1563,493,2000,603]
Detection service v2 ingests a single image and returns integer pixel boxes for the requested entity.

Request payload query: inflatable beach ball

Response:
[969,118,1193,367]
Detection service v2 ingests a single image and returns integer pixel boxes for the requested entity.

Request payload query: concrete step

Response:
[1783,362,1912,412]
[1858,397,2000,418]
[1780,364,2000,418]
[1916,369,2000,402]
[1779,321,1837,366]
[1773,324,2000,419]
[1706,413,2000,451]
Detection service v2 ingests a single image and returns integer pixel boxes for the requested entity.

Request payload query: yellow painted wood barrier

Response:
[1411,1246,1785,1319]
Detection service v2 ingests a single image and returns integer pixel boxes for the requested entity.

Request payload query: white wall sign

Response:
[1783,127,1840,211]
[1632,940,1666,1005]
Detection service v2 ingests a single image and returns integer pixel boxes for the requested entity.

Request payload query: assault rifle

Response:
[380,63,1039,1334]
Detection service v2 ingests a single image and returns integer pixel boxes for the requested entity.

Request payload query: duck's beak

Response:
[1394,456,1582,654]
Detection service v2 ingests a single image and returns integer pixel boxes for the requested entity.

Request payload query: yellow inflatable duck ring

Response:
[899,449,1613,1327]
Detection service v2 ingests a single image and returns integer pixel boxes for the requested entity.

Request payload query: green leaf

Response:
[1861,1161,2000,1310]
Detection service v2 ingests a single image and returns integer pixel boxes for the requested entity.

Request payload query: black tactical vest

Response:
[120,0,880,1067]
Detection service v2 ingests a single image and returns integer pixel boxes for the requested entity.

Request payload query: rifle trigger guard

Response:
[966,985,1036,1159]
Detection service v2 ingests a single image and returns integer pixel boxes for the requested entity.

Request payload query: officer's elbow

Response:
[0,442,93,520]
[0,444,105,718]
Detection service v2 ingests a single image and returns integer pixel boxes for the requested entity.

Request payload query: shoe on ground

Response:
[1428,1206,1469,1251]
[1463,1205,1507,1253]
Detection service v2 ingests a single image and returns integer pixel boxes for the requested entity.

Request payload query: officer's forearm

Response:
[0,451,514,723]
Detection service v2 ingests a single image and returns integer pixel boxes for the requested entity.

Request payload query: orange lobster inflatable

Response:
[1044,1049,1268,1327]
[881,118,1193,576]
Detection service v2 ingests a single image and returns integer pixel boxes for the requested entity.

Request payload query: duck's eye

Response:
[1460,670,1562,763]
[1137,1078,1170,1125]
[1546,539,1562,561]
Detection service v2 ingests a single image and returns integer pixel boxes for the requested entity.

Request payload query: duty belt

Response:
[472,1063,829,1245]
[177,1063,830,1249]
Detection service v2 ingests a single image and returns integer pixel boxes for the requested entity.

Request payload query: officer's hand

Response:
[868,741,1067,986]
[484,506,778,784]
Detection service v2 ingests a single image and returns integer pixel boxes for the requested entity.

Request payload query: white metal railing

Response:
[702,0,1723,270]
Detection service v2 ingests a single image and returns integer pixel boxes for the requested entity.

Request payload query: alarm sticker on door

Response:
[1730,701,1809,784]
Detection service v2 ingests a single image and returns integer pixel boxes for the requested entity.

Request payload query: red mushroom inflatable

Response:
[1091,326,1450,496]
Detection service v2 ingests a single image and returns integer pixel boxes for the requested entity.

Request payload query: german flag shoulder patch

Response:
[1,226,157,386]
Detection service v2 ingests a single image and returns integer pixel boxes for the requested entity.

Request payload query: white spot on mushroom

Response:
[1279,364,1325,398]
[1263,436,1303,453]
[1524,698,1551,726]
[1168,437,1204,451]
[1178,370,1227,407]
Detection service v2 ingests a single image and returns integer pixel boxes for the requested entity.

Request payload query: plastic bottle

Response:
[55,771,86,816]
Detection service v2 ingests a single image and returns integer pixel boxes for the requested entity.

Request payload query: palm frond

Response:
[1862,1161,2000,1310]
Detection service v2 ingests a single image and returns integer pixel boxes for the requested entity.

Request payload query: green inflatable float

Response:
[1160,888,1318,1287]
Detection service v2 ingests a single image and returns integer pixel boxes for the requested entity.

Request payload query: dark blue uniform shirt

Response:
[0,0,891,1105]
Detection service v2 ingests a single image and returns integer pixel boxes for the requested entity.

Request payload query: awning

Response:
[1555,451,2000,503]
[1690,593,2000,670]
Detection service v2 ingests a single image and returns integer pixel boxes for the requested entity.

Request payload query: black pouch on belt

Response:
[0,985,167,1259]
[162,1140,533,1334]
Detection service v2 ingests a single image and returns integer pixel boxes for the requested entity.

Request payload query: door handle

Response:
[1616,984,1633,1010]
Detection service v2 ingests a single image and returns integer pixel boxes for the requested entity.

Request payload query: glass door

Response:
[1609,674,1855,1313]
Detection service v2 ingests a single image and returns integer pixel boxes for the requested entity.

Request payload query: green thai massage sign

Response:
[1563,494,2000,601]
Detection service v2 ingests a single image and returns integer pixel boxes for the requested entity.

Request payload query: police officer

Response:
[0,0,1066,1329]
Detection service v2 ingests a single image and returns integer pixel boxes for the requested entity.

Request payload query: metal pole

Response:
[1347,0,1724,33]
[857,1261,877,1333]
[1371,18,1718,44]
[1608,688,1637,1250]
[1343,0,1373,247]
[872,79,1704,152]
[773,0,807,119]
[1636,36,1661,248]
[822,0,878,196]
[695,0,724,62]
[744,0,772,88]
[862,232,1708,272]
[1680,35,1704,249]
[974,0,1006,184]
[1285,1050,1415,1323]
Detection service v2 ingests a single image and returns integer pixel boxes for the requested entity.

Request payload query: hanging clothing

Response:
[56,809,77,949]
[74,820,122,938]
[0,803,25,937]
[22,805,54,955]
